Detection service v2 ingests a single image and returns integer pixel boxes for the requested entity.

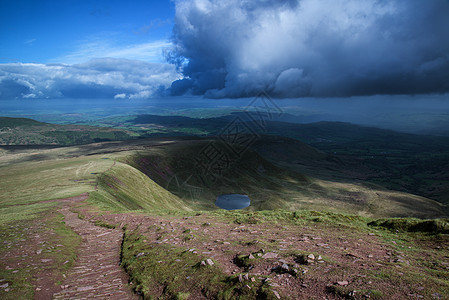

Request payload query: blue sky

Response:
[1,0,449,100]
[0,0,175,64]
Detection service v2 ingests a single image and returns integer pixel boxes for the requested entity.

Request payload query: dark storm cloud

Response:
[169,0,449,98]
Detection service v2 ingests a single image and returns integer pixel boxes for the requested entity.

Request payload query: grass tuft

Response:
[368,218,449,234]
[94,220,117,229]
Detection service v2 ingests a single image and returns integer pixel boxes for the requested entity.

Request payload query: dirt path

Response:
[51,194,137,300]
[3,191,447,299]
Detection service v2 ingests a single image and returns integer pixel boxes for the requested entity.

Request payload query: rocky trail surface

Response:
[52,194,137,300]
[1,193,448,299]
[78,207,449,299]
[0,193,137,300]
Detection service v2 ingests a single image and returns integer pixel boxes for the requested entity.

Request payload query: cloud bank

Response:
[0,58,180,100]
[169,0,449,98]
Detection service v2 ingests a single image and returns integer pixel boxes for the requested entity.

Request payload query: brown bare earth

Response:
[1,193,448,299]
[77,202,448,299]
[52,196,137,300]
[0,194,137,300]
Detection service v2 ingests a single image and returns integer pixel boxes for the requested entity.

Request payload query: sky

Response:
[0,0,175,64]
[1,0,449,100]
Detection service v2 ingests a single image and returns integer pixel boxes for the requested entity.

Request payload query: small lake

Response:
[215,194,251,210]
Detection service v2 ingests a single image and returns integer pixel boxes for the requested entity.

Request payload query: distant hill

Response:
[0,117,136,146]
[120,137,445,218]
[1,115,447,216]
[0,117,44,127]
[86,113,449,208]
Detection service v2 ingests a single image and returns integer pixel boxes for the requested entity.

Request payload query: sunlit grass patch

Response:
[0,202,58,225]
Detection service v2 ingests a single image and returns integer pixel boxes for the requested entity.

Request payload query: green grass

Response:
[121,138,446,218]
[0,140,192,215]
[4,113,449,208]
[121,230,278,300]
[206,209,370,230]
[0,144,119,297]
[368,218,449,234]
[87,162,192,213]
[0,202,59,225]
[48,212,82,277]
[1,119,447,217]
[0,136,445,221]
[0,152,114,207]
[0,210,81,300]
[94,220,117,229]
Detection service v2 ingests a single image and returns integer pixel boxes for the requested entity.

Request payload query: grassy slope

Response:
[0,150,110,208]
[122,138,445,218]
[0,142,191,298]
[89,162,192,212]
[0,135,444,218]
[3,115,449,207]
[0,142,191,215]
[1,138,448,299]
[83,114,449,207]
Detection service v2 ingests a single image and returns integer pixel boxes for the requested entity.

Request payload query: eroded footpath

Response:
[2,192,448,299]
[52,194,137,300]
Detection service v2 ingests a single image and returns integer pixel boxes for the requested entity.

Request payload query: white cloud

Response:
[51,39,172,65]
[24,38,36,45]
[114,93,127,99]
[0,58,181,99]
